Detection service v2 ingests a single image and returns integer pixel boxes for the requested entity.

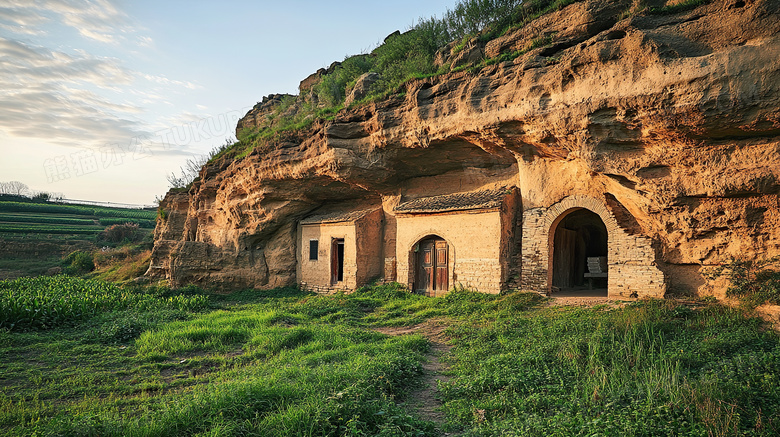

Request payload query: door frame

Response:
[331,238,345,284]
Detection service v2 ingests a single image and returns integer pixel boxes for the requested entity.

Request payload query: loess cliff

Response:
[148,0,780,298]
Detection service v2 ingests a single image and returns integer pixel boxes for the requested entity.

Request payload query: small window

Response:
[309,240,319,260]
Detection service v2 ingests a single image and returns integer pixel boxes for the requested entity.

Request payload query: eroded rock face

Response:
[148,0,780,296]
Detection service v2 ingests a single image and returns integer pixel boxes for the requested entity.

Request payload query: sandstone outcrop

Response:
[344,72,381,107]
[148,0,780,298]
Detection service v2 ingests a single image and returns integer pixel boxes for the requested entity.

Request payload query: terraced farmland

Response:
[0,200,156,237]
[0,199,158,279]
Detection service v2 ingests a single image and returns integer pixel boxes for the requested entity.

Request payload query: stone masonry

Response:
[521,195,666,298]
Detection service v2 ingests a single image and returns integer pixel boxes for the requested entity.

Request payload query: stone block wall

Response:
[299,282,353,294]
[520,195,667,298]
[384,256,397,282]
[519,208,548,291]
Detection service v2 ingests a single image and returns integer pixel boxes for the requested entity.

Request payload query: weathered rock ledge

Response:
[148,0,780,298]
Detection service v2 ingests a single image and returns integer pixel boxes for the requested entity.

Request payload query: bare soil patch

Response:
[547,289,635,308]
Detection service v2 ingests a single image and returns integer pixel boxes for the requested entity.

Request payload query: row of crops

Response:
[0,276,208,330]
[0,224,99,235]
[0,214,96,226]
[0,201,157,219]
[0,214,156,228]
[0,200,157,237]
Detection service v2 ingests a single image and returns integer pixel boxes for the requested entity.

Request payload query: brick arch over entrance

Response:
[547,207,609,291]
[521,195,666,298]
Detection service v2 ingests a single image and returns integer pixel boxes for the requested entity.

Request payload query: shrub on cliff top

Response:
[310,0,588,112]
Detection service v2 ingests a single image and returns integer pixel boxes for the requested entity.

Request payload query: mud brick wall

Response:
[452,258,503,293]
[395,210,503,294]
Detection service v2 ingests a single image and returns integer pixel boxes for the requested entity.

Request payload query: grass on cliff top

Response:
[1,279,779,436]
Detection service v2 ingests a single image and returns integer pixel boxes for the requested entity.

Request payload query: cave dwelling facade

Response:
[296,188,666,298]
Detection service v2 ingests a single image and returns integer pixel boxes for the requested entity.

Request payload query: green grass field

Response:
[0,278,778,436]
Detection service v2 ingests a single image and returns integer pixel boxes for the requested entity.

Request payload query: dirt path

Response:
[373,298,637,434]
[375,321,456,435]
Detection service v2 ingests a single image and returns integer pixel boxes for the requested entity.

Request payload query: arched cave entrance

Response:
[413,235,449,296]
[550,209,608,292]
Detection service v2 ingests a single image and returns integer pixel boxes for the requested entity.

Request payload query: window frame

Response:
[309,239,319,261]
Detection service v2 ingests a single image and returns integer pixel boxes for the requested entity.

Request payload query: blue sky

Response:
[0,0,455,204]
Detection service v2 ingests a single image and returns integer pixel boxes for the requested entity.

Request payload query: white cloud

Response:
[0,6,47,35]
[141,73,200,90]
[1,0,131,43]
[157,111,205,128]
[0,37,147,146]
[0,39,134,87]
[0,1,204,152]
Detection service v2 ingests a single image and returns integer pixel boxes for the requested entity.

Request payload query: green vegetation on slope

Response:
[1,280,778,436]
[213,0,716,165]
[311,0,588,110]
[205,0,719,167]
[0,199,157,279]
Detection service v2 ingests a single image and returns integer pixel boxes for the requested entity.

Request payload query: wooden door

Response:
[553,228,576,288]
[415,238,448,296]
[331,239,344,284]
[435,240,448,293]
[416,240,434,294]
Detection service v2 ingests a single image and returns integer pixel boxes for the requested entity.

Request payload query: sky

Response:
[0,0,456,205]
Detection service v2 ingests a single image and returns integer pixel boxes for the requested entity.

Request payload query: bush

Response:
[443,0,524,38]
[712,257,780,307]
[62,250,95,275]
[99,222,141,244]
[98,218,156,228]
